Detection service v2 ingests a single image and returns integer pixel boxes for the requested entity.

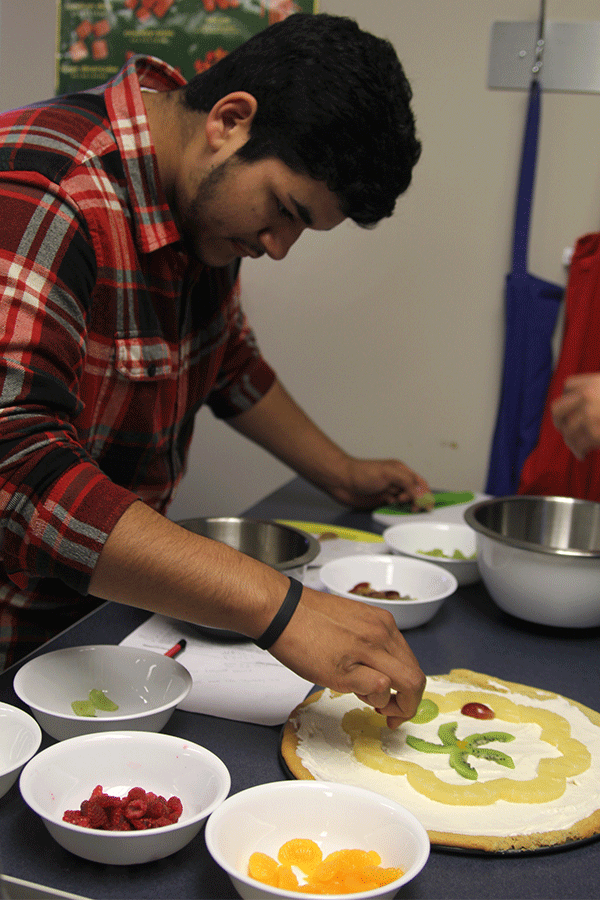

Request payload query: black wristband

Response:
[254,576,303,650]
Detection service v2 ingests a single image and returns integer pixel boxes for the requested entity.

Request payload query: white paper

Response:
[119,614,312,726]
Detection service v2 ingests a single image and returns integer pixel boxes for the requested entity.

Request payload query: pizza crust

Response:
[282,689,323,781]
[281,671,600,853]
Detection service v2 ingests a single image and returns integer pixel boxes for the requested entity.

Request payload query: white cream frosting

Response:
[292,677,600,838]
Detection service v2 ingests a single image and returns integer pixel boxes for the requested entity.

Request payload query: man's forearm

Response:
[89,498,425,725]
[88,500,289,637]
[225,379,431,510]
[226,379,351,495]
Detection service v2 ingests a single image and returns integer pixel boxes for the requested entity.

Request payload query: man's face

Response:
[174,152,346,267]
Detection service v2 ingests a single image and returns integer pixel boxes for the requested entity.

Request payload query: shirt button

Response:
[147,363,157,377]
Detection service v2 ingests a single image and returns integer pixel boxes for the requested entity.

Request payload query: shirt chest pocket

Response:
[114,336,175,381]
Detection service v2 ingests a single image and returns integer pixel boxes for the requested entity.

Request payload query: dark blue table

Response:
[1,477,599,899]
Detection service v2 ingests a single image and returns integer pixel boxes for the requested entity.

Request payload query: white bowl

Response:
[205,780,430,900]
[0,702,42,799]
[19,730,230,865]
[13,645,193,740]
[319,554,457,629]
[383,521,479,586]
[465,495,600,628]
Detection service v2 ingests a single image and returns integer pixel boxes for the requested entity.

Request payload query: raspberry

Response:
[109,806,131,830]
[167,796,183,819]
[63,809,84,824]
[146,797,167,818]
[125,797,147,819]
[64,786,182,831]
[87,800,109,829]
[131,816,153,830]
[97,792,120,808]
[62,809,91,828]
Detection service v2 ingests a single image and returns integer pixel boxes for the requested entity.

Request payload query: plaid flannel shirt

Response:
[0,56,275,666]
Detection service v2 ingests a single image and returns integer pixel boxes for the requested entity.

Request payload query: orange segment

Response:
[298,884,335,894]
[339,873,380,893]
[341,865,404,890]
[278,838,323,874]
[248,841,402,894]
[308,855,343,885]
[309,848,379,882]
[248,851,278,886]
[277,865,300,890]
[364,865,404,887]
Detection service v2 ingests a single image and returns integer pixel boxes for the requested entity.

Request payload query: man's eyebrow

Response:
[289,196,313,227]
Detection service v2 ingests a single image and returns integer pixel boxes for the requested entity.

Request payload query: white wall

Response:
[2,1,599,518]
[0,1,57,109]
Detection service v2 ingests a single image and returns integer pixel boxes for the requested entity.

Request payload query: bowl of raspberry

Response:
[19,730,230,865]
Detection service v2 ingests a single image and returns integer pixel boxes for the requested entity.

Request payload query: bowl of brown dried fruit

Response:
[319,554,457,629]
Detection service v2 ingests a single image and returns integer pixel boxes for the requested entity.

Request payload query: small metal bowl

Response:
[176,518,319,640]
[176,517,319,573]
[464,495,600,628]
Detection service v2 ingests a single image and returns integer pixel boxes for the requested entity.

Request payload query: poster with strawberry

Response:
[56,0,317,94]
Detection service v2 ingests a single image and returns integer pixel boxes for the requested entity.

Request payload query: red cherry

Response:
[461,702,495,720]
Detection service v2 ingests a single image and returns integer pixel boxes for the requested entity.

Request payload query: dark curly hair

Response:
[182,13,421,227]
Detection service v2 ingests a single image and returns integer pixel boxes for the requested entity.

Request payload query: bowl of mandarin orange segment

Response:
[204,780,430,899]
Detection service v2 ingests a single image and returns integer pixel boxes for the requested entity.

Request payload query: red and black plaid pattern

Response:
[0,56,275,669]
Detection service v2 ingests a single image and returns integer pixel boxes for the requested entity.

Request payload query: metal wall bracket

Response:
[488,21,600,93]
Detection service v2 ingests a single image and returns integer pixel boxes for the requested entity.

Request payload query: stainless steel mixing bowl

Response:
[464,495,600,628]
[176,517,319,575]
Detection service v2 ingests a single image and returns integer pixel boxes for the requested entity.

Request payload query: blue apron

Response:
[485,78,563,496]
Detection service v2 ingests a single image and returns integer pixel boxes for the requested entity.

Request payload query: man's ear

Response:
[205,92,258,151]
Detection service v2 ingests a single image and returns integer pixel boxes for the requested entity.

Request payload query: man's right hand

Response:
[268,584,426,729]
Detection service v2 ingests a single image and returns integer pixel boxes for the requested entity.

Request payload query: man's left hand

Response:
[329,457,432,510]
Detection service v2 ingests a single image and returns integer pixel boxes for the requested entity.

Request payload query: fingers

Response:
[353,669,398,713]
[551,374,600,459]
[552,393,588,459]
[345,630,426,722]
[564,430,587,460]
[337,458,431,510]
[269,587,426,725]
[356,672,425,729]
[378,470,431,509]
[376,687,423,722]
[350,660,424,723]
[551,391,579,428]
[389,466,431,501]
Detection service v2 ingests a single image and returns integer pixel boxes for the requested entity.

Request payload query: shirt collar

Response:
[104,55,187,255]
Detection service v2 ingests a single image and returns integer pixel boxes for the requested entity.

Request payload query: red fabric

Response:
[518,232,600,499]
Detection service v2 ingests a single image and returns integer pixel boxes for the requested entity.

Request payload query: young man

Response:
[0,14,427,724]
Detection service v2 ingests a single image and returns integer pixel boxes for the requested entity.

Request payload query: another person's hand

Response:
[269,584,426,729]
[329,456,432,511]
[551,373,600,460]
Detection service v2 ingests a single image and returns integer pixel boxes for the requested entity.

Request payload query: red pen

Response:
[164,638,187,658]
